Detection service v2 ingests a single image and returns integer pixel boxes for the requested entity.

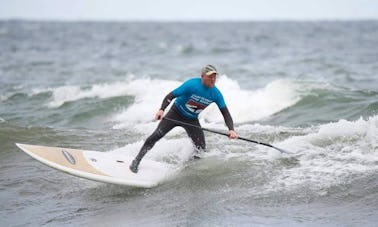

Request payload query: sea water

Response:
[0,21,377,226]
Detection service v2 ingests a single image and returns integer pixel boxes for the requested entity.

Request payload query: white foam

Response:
[112,137,194,162]
[31,76,304,126]
[108,137,195,180]
[0,95,8,102]
[29,76,178,108]
[109,101,377,191]
[112,76,304,131]
[49,85,83,107]
[279,115,378,152]
[46,81,138,108]
[111,78,180,128]
[265,115,378,192]
[201,77,302,124]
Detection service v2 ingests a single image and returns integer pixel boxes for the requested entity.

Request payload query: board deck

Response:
[16,143,171,188]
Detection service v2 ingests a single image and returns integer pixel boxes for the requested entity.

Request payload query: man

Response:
[130,65,238,173]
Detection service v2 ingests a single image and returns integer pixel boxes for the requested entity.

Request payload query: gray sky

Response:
[1,0,377,21]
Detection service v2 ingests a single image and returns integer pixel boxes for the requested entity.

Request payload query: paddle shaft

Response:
[163,117,290,154]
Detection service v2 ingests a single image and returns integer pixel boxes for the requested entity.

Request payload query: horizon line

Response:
[1,17,378,23]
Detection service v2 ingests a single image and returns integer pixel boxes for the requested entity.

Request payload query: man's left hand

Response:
[228,130,238,139]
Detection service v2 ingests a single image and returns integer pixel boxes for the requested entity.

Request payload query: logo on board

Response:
[62,150,76,165]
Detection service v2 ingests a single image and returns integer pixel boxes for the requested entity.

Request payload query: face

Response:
[201,73,217,88]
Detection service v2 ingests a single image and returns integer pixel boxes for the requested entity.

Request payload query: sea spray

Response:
[269,115,378,192]
[112,76,305,130]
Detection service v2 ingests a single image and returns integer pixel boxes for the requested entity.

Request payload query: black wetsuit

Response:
[132,91,234,165]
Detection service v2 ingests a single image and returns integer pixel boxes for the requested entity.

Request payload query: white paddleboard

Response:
[16,143,171,188]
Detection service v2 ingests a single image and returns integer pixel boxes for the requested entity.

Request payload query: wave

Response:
[29,77,179,108]
[5,75,376,135]
[106,114,377,198]
[4,75,377,200]
[0,95,8,102]
[25,76,341,132]
[112,76,307,130]
[266,115,378,193]
[24,75,377,132]
[201,77,304,123]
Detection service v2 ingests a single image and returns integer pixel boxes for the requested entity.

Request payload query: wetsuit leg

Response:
[133,118,175,163]
[130,106,205,173]
[132,106,185,165]
[182,119,206,153]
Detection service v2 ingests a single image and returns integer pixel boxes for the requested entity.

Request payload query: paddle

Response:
[163,117,292,154]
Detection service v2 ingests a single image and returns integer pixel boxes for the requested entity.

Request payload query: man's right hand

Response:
[155,109,164,120]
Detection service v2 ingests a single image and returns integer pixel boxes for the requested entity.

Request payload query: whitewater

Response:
[1,20,377,226]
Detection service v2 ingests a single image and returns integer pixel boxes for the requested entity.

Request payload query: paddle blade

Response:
[273,146,292,154]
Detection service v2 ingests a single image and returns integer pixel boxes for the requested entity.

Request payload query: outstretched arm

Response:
[220,107,238,139]
[156,92,175,120]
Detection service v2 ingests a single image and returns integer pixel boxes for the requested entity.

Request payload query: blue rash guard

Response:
[172,78,226,119]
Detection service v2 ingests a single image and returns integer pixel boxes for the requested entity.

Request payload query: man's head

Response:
[201,65,218,88]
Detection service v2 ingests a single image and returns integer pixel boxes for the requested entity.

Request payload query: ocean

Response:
[0,20,377,226]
